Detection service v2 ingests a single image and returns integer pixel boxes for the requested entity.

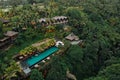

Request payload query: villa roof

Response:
[0,37,10,42]
[53,16,67,20]
[4,31,18,37]
[65,33,79,41]
[38,18,46,22]
[38,16,68,23]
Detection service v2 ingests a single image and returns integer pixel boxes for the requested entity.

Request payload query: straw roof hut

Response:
[4,31,18,41]
[65,33,79,41]
[0,37,10,48]
[38,16,68,26]
[4,31,18,37]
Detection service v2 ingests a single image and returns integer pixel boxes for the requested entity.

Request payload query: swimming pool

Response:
[25,46,58,67]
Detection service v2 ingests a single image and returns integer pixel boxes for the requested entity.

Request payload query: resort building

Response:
[0,31,18,49]
[13,38,59,75]
[4,31,18,41]
[65,33,79,41]
[65,33,82,45]
[0,37,10,48]
[52,16,68,24]
[38,16,68,26]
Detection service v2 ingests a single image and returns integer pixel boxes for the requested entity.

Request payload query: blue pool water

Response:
[25,46,58,67]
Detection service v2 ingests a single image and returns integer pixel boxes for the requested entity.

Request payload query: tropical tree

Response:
[65,45,86,79]
[98,64,120,80]
[46,56,67,80]
[65,7,88,28]
[86,63,120,80]
[8,0,22,7]
[0,60,7,79]
[30,69,44,80]
[84,76,108,80]
[4,61,21,80]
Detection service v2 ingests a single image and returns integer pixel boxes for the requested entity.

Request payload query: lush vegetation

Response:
[30,69,44,80]
[19,38,55,56]
[0,0,120,80]
[19,46,37,56]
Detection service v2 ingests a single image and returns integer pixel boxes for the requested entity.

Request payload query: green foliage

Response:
[65,45,85,79]
[104,57,120,67]
[19,46,37,55]
[0,0,120,80]
[85,76,108,80]
[30,69,44,80]
[4,60,21,80]
[98,64,120,80]
[19,38,55,56]
[46,56,67,80]
[65,7,88,27]
[8,0,22,7]
[66,45,83,61]
[0,60,7,77]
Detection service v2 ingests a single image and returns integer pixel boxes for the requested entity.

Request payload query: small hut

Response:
[38,16,68,26]
[53,16,68,24]
[65,33,79,41]
[0,37,11,48]
[4,31,18,41]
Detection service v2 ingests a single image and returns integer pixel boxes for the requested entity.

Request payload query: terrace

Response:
[25,46,58,67]
[0,37,11,48]
[4,31,18,41]
[14,38,61,75]
[0,31,18,49]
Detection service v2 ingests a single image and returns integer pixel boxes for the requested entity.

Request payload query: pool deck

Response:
[25,46,58,67]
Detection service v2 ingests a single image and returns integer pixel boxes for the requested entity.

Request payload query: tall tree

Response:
[98,64,120,80]
[30,69,44,80]
[46,56,67,80]
[65,45,85,79]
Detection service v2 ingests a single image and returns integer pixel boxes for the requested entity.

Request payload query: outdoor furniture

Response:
[35,54,38,56]
[55,41,64,47]
[42,60,46,63]
[34,64,39,68]
[19,56,24,60]
[47,57,50,60]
